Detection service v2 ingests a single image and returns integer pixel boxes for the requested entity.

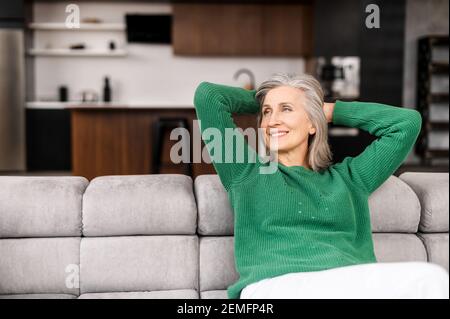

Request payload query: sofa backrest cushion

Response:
[368,176,421,233]
[194,175,234,236]
[195,175,422,235]
[0,177,88,238]
[82,175,197,236]
[399,172,449,233]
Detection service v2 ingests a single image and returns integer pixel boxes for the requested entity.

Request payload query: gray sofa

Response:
[0,172,448,299]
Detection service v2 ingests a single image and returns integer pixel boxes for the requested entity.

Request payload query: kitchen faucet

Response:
[233,68,255,90]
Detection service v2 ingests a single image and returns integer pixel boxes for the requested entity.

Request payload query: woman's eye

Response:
[282,106,292,111]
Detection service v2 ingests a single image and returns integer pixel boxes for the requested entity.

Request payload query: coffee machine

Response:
[313,57,360,100]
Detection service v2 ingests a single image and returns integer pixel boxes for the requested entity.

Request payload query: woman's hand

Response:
[323,102,335,123]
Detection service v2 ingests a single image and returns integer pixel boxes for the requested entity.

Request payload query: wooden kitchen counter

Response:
[69,105,258,180]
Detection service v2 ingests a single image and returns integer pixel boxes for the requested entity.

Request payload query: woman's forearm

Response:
[194,82,260,116]
[331,100,422,194]
[193,81,261,191]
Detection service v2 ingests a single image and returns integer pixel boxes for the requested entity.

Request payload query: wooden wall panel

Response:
[173,4,312,56]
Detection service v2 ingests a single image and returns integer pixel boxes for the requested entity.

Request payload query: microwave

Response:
[125,14,172,44]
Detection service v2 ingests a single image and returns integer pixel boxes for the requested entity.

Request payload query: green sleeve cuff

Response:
[332,100,357,126]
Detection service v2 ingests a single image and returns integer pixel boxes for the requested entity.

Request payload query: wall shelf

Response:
[28,22,126,31]
[428,121,450,131]
[27,48,128,57]
[430,93,449,103]
[416,35,449,165]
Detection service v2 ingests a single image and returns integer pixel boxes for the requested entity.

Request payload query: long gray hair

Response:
[255,72,333,172]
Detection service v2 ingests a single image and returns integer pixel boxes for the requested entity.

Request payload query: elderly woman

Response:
[193,73,449,299]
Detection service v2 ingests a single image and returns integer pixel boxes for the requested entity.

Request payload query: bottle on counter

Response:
[59,85,68,102]
[103,76,112,102]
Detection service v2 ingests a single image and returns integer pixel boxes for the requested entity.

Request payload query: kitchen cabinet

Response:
[173,4,313,56]
[26,109,71,171]
[261,4,313,56]
[69,107,257,180]
[0,1,24,20]
[0,1,24,28]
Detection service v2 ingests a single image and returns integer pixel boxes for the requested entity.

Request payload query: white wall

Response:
[32,2,305,105]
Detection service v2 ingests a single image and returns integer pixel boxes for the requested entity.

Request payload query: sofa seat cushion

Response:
[78,290,199,299]
[199,237,238,292]
[372,233,427,262]
[0,294,77,299]
[200,290,228,299]
[0,238,81,296]
[80,236,198,294]
[418,233,449,272]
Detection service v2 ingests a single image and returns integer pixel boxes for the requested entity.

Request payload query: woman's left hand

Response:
[323,102,335,123]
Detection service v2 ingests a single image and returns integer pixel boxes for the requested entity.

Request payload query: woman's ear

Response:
[309,127,316,135]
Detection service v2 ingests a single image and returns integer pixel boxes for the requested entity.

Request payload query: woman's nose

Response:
[268,112,282,126]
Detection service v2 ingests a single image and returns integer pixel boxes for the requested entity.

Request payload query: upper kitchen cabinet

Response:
[173,4,263,56]
[172,4,313,56]
[261,4,313,56]
[0,1,24,27]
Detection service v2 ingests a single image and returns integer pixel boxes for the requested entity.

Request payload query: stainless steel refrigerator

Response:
[0,14,26,171]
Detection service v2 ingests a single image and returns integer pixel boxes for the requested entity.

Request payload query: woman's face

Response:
[259,86,316,153]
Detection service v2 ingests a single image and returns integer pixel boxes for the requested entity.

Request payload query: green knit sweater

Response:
[193,81,422,299]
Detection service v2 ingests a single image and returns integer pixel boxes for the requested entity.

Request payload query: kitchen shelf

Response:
[425,149,449,159]
[430,93,449,104]
[429,62,449,74]
[428,36,449,46]
[27,48,128,57]
[28,22,126,31]
[416,35,449,166]
[428,121,449,131]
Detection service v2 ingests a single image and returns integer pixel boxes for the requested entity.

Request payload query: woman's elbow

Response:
[400,108,422,145]
[407,109,423,137]
[194,82,209,103]
[193,82,216,107]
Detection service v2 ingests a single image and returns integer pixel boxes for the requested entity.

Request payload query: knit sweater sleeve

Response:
[332,100,422,194]
[193,81,261,191]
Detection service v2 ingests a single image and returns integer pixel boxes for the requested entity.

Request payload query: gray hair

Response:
[255,72,333,172]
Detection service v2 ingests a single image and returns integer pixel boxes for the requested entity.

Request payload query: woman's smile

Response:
[268,129,290,139]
